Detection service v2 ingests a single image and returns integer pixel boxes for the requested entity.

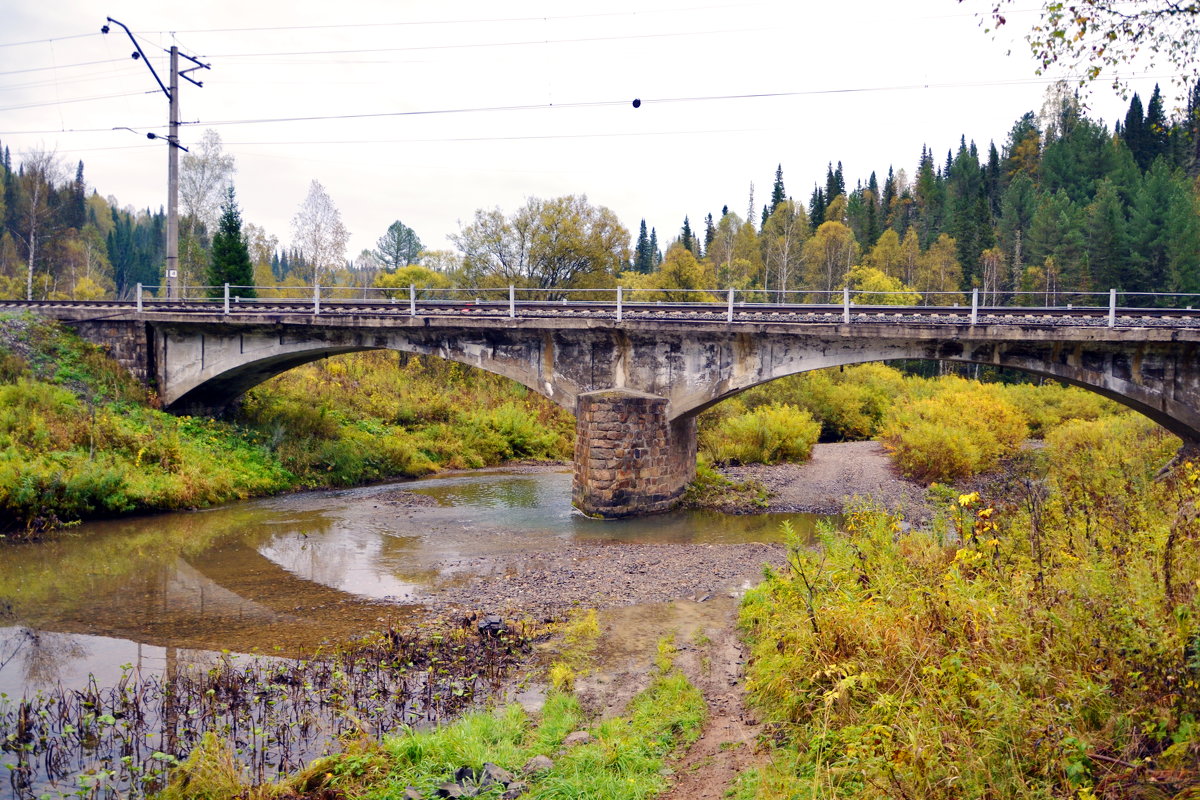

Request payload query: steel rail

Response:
[5,298,1200,323]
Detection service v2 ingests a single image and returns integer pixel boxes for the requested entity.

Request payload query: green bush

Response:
[702,403,821,465]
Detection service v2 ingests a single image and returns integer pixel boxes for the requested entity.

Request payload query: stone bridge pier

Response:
[572,391,697,517]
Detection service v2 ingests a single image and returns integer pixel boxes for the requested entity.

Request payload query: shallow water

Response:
[0,469,831,697]
[0,468,838,798]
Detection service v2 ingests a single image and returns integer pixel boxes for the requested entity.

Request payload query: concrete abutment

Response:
[572,390,697,518]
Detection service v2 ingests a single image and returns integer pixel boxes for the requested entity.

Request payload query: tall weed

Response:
[881,377,1028,481]
[738,418,1200,800]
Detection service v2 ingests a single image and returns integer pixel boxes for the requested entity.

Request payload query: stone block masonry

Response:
[572,389,697,518]
[64,319,154,385]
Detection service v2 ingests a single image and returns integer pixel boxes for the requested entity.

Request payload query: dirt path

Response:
[565,597,768,799]
[444,443,928,798]
[658,603,766,800]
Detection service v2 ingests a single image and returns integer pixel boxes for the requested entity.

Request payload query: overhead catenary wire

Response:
[157,3,772,35]
[0,31,100,48]
[0,70,1175,138]
[0,58,127,77]
[207,27,770,59]
[0,91,151,113]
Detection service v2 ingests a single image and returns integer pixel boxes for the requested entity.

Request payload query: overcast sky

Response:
[0,0,1180,260]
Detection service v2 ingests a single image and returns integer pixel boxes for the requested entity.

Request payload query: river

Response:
[0,467,831,798]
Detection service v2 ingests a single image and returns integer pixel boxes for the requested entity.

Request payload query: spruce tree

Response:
[680,216,695,254]
[808,186,826,230]
[69,161,86,231]
[882,168,897,230]
[1145,84,1169,166]
[206,186,256,298]
[704,213,716,255]
[1124,93,1149,170]
[634,219,653,273]
[770,164,786,209]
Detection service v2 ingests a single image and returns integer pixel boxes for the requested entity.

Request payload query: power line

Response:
[0,58,127,77]
[0,65,145,93]
[163,3,769,35]
[209,27,767,58]
[0,91,149,113]
[0,123,161,135]
[0,31,99,48]
[185,99,627,129]
[224,127,768,147]
[180,74,1138,130]
[2,71,1173,138]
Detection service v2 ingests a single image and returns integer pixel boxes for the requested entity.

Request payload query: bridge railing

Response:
[107,283,1200,327]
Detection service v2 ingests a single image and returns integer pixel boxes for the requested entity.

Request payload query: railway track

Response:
[5,297,1200,328]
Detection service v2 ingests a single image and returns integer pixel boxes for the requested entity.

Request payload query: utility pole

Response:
[167,45,179,299]
[102,18,209,299]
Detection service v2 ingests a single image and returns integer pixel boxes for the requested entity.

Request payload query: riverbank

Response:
[722,440,931,520]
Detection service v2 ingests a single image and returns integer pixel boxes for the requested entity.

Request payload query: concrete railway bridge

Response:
[11,299,1200,516]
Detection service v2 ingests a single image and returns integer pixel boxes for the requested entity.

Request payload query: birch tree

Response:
[14,148,63,300]
[291,180,350,292]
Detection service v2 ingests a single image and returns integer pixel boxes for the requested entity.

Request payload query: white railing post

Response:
[509,285,516,318]
[314,283,320,315]
[970,287,978,325]
[409,284,416,316]
[727,287,734,323]
[1108,288,1116,328]
[616,285,623,323]
[843,286,850,324]
[224,283,230,315]
[136,283,142,312]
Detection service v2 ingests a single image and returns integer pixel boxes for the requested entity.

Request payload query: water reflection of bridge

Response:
[17,538,420,656]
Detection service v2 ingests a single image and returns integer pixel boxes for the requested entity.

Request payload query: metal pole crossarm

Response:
[102,18,171,100]
[177,52,212,88]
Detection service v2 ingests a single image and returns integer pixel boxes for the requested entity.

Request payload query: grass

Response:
[158,633,706,800]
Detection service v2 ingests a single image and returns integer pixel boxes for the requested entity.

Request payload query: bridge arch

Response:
[159,326,573,415]
[684,349,1197,443]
